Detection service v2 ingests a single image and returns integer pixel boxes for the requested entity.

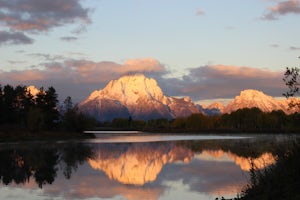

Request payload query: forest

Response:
[0,84,95,134]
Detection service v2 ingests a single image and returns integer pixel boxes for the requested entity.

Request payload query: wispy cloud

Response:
[0,31,33,46]
[60,36,78,42]
[270,44,280,48]
[7,60,28,65]
[28,53,66,61]
[290,46,300,50]
[0,0,91,32]
[262,0,300,20]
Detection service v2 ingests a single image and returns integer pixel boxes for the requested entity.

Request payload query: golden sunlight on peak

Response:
[26,85,39,97]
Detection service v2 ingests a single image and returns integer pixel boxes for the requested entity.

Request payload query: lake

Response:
[0,133,294,200]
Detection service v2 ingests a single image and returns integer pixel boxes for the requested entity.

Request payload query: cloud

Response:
[0,31,33,46]
[270,44,280,48]
[262,0,300,20]
[0,69,45,81]
[0,58,166,102]
[119,58,166,74]
[60,36,78,42]
[290,46,300,50]
[0,0,91,32]
[195,8,205,16]
[7,60,27,65]
[0,59,285,102]
[158,65,285,100]
[28,53,66,61]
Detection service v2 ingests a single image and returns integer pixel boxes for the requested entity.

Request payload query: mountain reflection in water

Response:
[0,136,288,200]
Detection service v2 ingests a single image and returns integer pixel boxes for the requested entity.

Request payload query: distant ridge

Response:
[204,89,300,115]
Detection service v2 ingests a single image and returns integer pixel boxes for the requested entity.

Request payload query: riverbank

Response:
[0,130,95,142]
[239,139,300,200]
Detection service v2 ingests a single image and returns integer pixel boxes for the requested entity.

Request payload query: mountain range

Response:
[77,74,299,121]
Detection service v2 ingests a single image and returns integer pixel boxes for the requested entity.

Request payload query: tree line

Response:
[101,107,300,132]
[0,84,95,132]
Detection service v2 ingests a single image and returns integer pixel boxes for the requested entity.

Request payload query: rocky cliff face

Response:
[79,74,201,121]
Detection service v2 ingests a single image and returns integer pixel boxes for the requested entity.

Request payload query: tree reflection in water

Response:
[0,143,93,188]
[0,136,293,200]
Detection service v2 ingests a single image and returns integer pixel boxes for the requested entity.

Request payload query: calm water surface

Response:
[0,133,293,200]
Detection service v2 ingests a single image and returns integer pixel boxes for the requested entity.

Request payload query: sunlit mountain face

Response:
[78,74,202,121]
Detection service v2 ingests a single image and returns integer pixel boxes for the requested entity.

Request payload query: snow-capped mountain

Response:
[26,85,40,97]
[79,74,201,121]
[224,89,299,114]
[200,102,225,115]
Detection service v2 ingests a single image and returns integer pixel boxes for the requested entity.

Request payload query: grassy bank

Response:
[239,139,300,200]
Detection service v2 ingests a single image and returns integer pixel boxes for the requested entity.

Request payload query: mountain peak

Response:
[79,74,200,121]
[26,85,39,97]
[225,89,283,113]
[239,89,266,98]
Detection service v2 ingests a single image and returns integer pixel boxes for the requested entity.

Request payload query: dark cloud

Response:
[0,0,91,32]
[262,0,300,20]
[0,31,33,46]
[60,36,78,42]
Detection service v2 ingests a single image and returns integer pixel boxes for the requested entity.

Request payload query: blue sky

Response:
[0,0,300,103]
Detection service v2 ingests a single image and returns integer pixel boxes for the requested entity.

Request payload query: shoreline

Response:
[0,130,95,142]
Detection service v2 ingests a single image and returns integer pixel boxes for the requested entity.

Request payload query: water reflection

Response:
[89,143,194,185]
[0,143,93,188]
[198,150,276,171]
[0,136,289,200]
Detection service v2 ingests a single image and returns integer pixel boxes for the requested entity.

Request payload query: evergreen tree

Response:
[63,96,73,113]
[44,87,59,129]
[61,96,95,132]
[2,85,16,123]
[35,86,59,130]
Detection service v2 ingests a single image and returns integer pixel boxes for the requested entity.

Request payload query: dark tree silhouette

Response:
[283,67,299,98]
